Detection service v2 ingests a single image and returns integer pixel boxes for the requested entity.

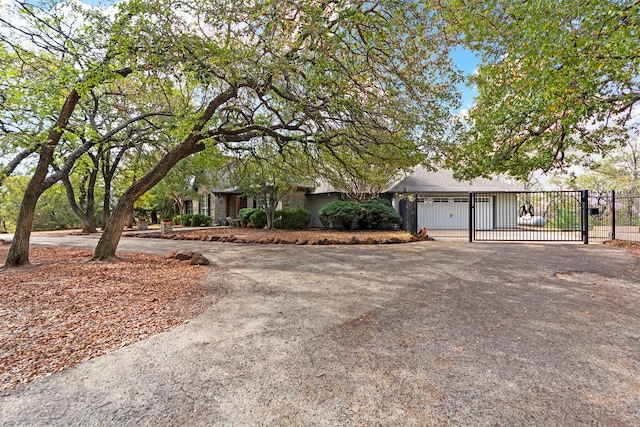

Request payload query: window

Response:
[453,197,469,203]
[200,194,210,216]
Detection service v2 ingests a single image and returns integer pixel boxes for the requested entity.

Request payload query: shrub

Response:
[318,201,360,229]
[248,209,267,228]
[192,214,212,226]
[357,198,402,229]
[174,214,191,226]
[238,208,261,223]
[274,208,311,229]
[176,214,211,226]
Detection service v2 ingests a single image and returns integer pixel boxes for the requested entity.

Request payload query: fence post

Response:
[412,194,418,235]
[611,190,616,240]
[469,192,474,243]
[582,190,589,244]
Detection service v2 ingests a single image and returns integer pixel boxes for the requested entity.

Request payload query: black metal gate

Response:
[469,191,589,243]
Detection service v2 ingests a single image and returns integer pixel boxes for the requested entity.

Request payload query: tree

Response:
[317,128,422,202]
[1,0,136,267]
[442,0,640,179]
[0,175,81,232]
[90,0,461,260]
[147,151,225,221]
[226,140,315,229]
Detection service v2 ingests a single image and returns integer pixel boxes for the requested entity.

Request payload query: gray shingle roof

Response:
[386,166,521,193]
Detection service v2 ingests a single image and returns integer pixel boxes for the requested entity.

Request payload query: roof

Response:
[387,166,521,193]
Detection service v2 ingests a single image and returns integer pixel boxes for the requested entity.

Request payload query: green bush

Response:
[175,213,211,226]
[238,207,261,223]
[249,210,267,229]
[274,208,311,229]
[319,201,360,229]
[357,198,402,229]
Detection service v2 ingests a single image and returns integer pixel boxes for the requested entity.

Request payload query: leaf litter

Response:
[0,246,215,392]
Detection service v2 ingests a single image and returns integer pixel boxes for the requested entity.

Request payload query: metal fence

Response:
[471,191,587,242]
[405,190,640,244]
[588,190,640,243]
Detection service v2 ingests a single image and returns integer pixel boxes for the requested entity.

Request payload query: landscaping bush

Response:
[173,214,191,226]
[248,209,267,229]
[274,208,311,229]
[238,208,261,223]
[357,198,402,229]
[318,201,360,229]
[192,214,212,226]
[175,214,211,226]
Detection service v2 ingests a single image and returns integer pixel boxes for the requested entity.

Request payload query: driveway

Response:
[1,236,639,425]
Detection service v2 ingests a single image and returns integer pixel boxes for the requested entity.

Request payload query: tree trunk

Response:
[4,90,80,268]
[92,143,204,260]
[92,84,239,260]
[102,174,112,230]
[61,173,98,234]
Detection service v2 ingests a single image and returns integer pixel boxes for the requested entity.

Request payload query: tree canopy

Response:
[442,0,640,179]
[2,0,462,265]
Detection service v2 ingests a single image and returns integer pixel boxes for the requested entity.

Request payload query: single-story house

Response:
[386,166,521,231]
[186,165,521,230]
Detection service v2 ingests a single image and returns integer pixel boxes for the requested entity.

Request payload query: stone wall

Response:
[281,190,309,210]
[212,194,227,225]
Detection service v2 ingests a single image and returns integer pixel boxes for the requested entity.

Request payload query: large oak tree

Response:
[91,0,461,260]
[442,0,640,179]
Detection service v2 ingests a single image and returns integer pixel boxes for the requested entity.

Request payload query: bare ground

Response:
[1,234,639,425]
[0,228,418,393]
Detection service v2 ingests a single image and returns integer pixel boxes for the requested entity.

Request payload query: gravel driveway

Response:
[2,236,639,425]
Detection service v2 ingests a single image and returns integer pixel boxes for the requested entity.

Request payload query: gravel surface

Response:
[1,235,639,426]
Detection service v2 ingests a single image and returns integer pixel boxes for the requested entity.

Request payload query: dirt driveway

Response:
[2,236,640,425]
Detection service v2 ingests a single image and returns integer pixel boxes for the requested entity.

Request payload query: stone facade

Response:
[281,189,309,210]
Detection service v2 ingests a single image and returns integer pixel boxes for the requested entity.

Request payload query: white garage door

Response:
[417,196,493,230]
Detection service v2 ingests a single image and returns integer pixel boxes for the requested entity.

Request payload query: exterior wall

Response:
[494,193,518,228]
[281,190,309,210]
[307,194,341,228]
[212,194,227,225]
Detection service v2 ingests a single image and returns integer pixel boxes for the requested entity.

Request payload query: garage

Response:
[417,195,494,230]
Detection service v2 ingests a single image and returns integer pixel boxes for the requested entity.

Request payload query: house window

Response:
[185,201,193,215]
[200,194,210,216]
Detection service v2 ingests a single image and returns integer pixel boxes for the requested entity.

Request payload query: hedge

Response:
[318,201,360,229]
[274,208,311,229]
[357,198,402,229]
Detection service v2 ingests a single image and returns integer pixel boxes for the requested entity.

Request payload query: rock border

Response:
[128,231,434,245]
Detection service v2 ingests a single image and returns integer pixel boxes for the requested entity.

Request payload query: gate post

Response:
[582,190,589,244]
[412,194,418,235]
[611,190,616,240]
[469,192,474,243]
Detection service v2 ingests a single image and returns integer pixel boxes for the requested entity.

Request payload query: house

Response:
[187,165,520,230]
[385,166,521,231]
[186,183,311,226]
[306,166,521,230]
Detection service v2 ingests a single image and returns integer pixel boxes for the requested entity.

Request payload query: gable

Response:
[386,166,521,193]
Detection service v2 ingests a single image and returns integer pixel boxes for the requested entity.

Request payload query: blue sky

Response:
[450,47,480,112]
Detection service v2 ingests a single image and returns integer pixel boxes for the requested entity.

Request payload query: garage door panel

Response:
[418,196,494,230]
[418,197,468,230]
